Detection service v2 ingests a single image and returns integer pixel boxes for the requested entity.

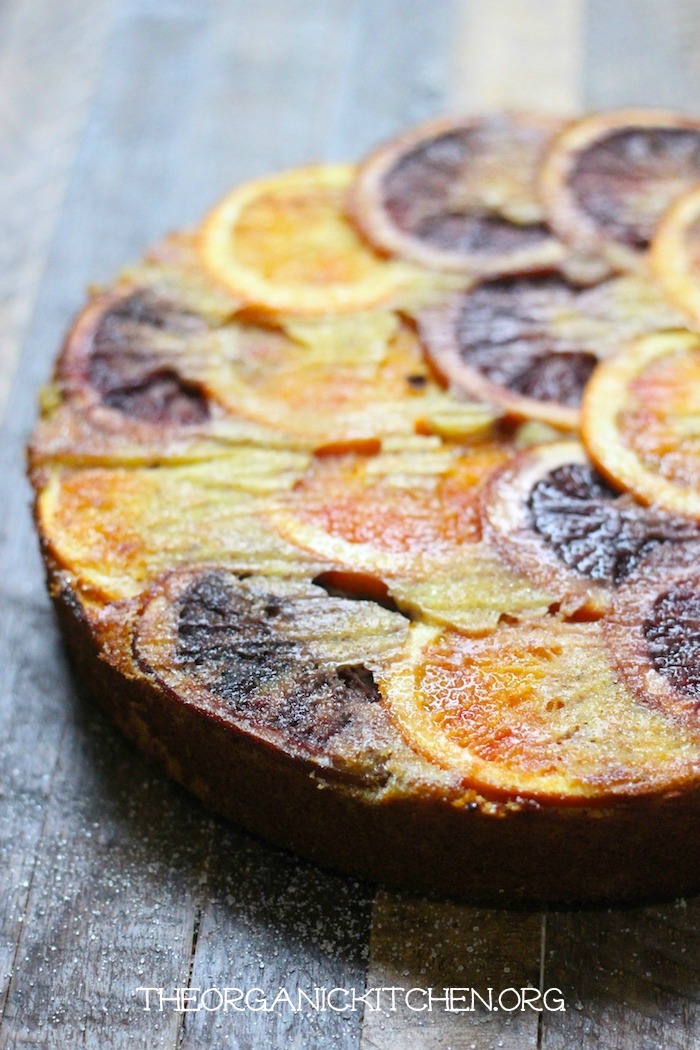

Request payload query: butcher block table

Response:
[2,1,700,1046]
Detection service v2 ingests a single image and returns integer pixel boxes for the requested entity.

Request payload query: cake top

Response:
[29,108,700,809]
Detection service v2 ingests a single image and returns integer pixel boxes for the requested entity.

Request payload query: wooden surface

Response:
[2,1,700,1046]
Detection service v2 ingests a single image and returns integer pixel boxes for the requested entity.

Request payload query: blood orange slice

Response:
[350,113,566,275]
[540,109,700,268]
[481,440,700,617]
[211,311,496,449]
[267,439,561,633]
[418,270,684,430]
[581,329,700,518]
[268,439,508,576]
[605,542,700,729]
[36,451,320,601]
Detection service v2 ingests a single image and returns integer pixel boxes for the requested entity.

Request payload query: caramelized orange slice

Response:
[419,271,685,430]
[268,439,560,633]
[582,330,700,518]
[540,109,700,268]
[199,165,422,315]
[605,542,700,730]
[269,439,509,575]
[211,311,496,448]
[36,452,320,600]
[382,620,700,802]
[350,113,566,274]
[32,286,285,466]
[57,287,217,424]
[651,184,700,324]
[481,440,700,617]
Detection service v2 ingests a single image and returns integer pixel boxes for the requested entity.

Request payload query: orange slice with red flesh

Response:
[581,329,700,519]
[269,438,510,575]
[135,567,410,787]
[56,286,217,424]
[651,184,700,324]
[540,109,700,269]
[350,113,566,275]
[605,541,700,731]
[199,164,429,315]
[33,285,287,466]
[481,440,700,617]
[418,270,685,430]
[382,619,700,804]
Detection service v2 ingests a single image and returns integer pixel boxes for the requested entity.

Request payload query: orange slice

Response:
[651,184,700,324]
[57,287,216,424]
[418,270,685,430]
[382,620,700,803]
[36,451,319,601]
[581,330,700,519]
[540,109,700,269]
[350,113,566,275]
[481,440,700,617]
[199,164,421,315]
[210,311,496,449]
[604,541,700,730]
[267,439,560,633]
[269,438,510,575]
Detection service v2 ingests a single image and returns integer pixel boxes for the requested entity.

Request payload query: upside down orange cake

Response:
[28,108,700,903]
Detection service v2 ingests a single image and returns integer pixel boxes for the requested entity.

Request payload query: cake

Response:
[28,108,700,903]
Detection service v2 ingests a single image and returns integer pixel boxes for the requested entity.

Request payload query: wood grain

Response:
[0,0,116,425]
[584,0,700,111]
[360,892,543,1050]
[540,902,700,1050]
[451,0,584,114]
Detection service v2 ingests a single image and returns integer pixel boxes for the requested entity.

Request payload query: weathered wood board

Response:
[2,1,700,1047]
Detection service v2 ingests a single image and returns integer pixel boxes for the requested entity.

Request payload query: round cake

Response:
[29,109,700,903]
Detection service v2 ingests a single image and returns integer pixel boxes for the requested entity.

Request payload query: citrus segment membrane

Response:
[418,271,688,430]
[350,113,566,274]
[582,330,700,518]
[540,109,700,268]
[383,620,700,802]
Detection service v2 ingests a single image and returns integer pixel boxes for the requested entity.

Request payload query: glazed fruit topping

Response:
[419,271,684,430]
[384,127,552,254]
[528,462,700,584]
[351,113,565,274]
